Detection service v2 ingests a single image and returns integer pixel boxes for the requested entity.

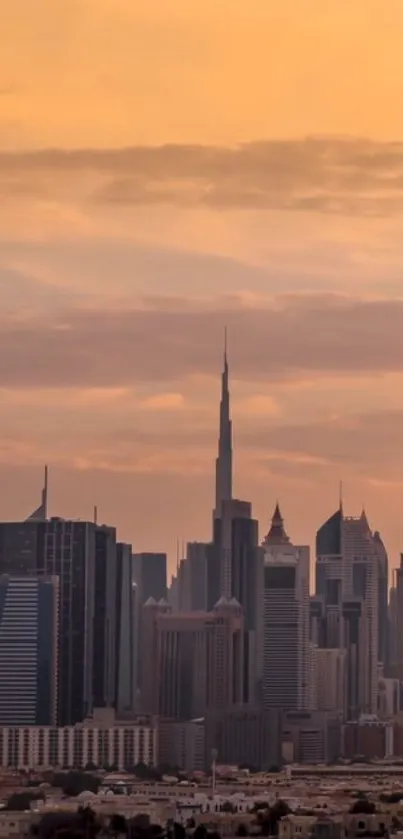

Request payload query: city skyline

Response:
[3,0,403,569]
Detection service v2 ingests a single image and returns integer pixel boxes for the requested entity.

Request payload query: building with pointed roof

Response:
[261,504,310,711]
[214,331,232,521]
[262,501,290,546]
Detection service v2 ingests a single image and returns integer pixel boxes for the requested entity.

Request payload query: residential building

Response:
[0,708,157,769]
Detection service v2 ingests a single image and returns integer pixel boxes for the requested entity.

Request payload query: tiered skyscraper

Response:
[214,330,232,520]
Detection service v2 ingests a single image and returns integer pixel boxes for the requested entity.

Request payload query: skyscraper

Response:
[261,504,310,711]
[92,525,117,710]
[140,598,243,719]
[214,331,232,520]
[133,552,167,605]
[0,575,58,726]
[316,506,380,717]
[115,542,137,714]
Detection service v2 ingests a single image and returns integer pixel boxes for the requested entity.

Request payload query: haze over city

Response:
[3,0,403,568]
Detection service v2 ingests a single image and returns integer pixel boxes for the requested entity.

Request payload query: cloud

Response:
[140,392,185,410]
[0,292,402,389]
[3,137,403,215]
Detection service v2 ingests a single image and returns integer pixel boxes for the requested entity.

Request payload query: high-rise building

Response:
[140,598,243,719]
[133,552,167,605]
[315,648,347,715]
[205,707,282,771]
[261,504,310,711]
[115,542,137,714]
[394,555,403,683]
[40,518,110,725]
[92,525,117,710]
[180,542,209,612]
[374,531,389,671]
[316,506,381,717]
[214,331,232,521]
[0,575,58,726]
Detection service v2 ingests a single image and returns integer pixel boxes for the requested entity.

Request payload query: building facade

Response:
[0,713,157,770]
[0,575,58,726]
[140,599,243,719]
[261,505,310,711]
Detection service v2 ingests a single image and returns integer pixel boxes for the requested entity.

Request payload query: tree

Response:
[6,792,43,811]
[350,799,376,815]
[221,801,235,813]
[110,814,128,835]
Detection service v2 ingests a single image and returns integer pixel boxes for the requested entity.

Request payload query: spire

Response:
[214,329,232,518]
[26,464,49,522]
[262,501,290,546]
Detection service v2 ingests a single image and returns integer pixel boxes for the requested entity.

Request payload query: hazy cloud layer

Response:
[0,293,403,388]
[3,137,403,214]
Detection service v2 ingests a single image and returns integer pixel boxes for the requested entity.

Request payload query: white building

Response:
[261,504,310,711]
[0,709,157,770]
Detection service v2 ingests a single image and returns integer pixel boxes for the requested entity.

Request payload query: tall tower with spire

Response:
[214,330,232,519]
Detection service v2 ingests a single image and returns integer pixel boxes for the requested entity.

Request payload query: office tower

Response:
[214,331,232,521]
[181,542,209,612]
[92,525,117,709]
[39,518,105,725]
[388,582,398,675]
[133,552,167,605]
[394,556,403,682]
[140,598,243,719]
[139,597,172,711]
[315,648,347,715]
[374,530,389,671]
[205,707,282,771]
[316,506,381,717]
[0,520,45,576]
[0,575,58,726]
[261,503,310,711]
[282,710,342,764]
[343,513,379,715]
[115,542,137,714]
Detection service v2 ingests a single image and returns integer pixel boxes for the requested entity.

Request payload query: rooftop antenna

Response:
[339,480,343,512]
[93,505,98,525]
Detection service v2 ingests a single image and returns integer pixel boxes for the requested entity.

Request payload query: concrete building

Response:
[115,543,137,714]
[261,504,310,711]
[378,676,400,718]
[0,709,157,769]
[315,648,347,715]
[0,575,58,726]
[140,598,243,718]
[282,710,342,764]
[205,706,282,771]
[343,714,394,759]
[158,718,205,771]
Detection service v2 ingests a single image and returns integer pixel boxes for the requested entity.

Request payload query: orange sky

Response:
[2,0,403,573]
